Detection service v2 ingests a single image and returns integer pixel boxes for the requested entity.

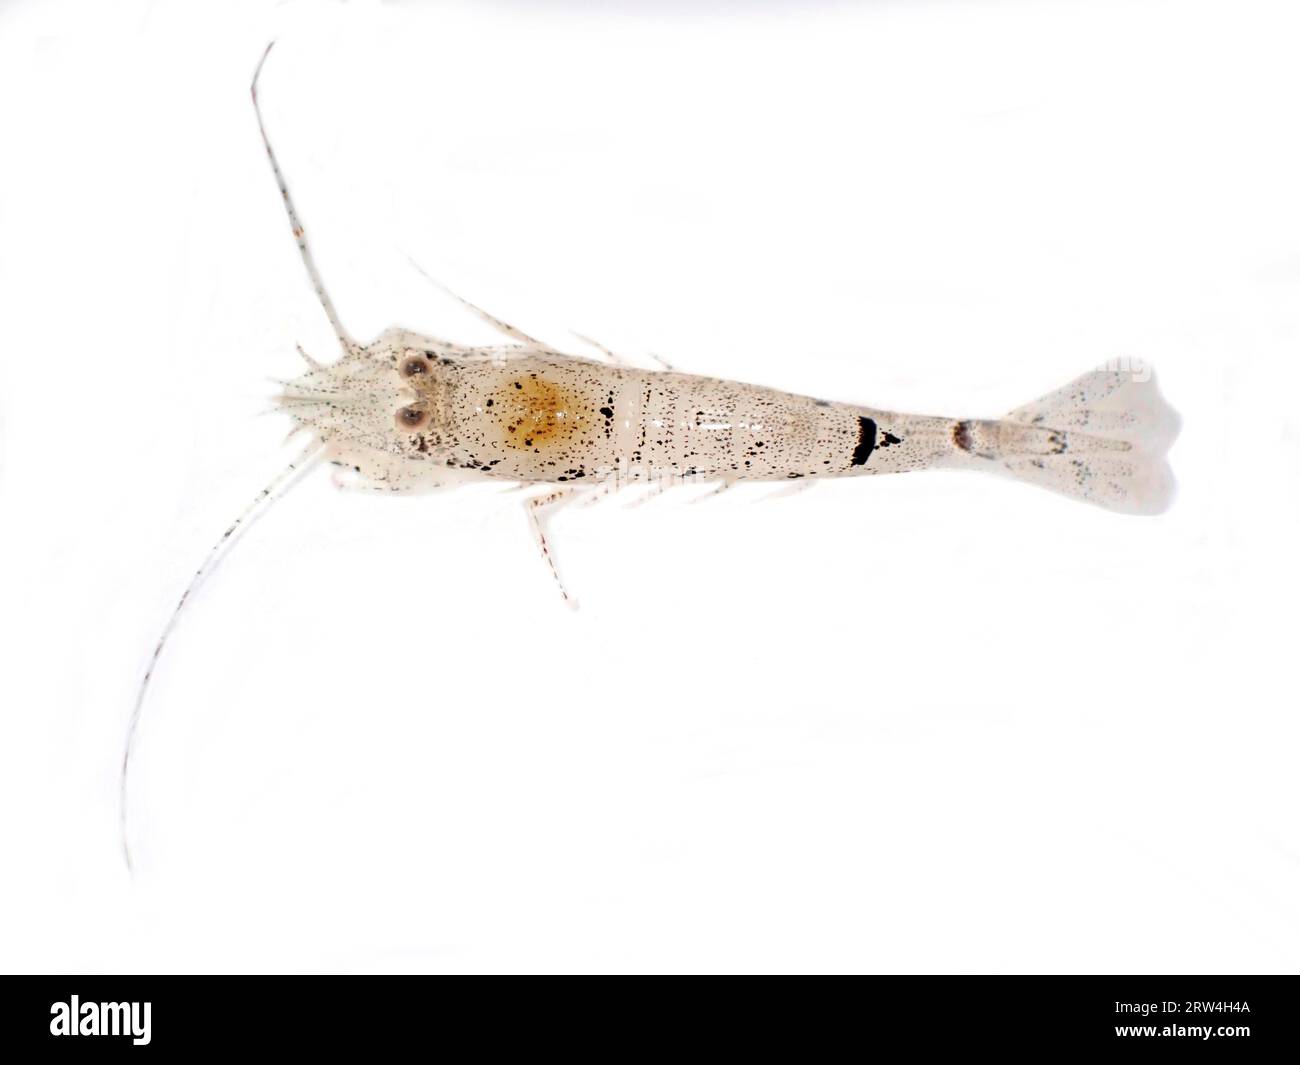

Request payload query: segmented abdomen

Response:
[446,355,942,483]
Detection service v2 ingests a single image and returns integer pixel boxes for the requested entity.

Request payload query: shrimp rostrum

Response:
[120,45,1180,868]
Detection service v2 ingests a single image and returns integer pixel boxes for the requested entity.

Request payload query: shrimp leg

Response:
[525,487,580,606]
[572,331,675,371]
[402,253,561,352]
[690,479,737,504]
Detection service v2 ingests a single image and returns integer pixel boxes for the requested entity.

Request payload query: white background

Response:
[2,0,1297,974]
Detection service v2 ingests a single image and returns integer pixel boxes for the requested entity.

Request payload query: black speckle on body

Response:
[850,416,878,466]
[953,420,973,452]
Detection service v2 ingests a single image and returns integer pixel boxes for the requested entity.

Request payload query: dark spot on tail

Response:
[953,420,973,452]
[879,430,902,448]
[850,417,877,466]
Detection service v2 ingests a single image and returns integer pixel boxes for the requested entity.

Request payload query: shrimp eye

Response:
[396,406,430,430]
[401,356,429,377]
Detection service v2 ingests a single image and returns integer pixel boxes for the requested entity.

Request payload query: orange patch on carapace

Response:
[494,375,590,451]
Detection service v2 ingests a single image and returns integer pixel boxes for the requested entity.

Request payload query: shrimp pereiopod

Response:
[120,43,1180,869]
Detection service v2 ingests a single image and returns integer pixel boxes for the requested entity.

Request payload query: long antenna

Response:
[121,444,326,872]
[251,42,357,357]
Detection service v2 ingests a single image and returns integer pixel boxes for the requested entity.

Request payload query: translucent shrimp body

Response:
[281,335,1179,515]
[427,355,929,485]
[120,43,1179,870]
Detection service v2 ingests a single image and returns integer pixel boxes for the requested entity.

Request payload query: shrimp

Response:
[120,43,1180,869]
